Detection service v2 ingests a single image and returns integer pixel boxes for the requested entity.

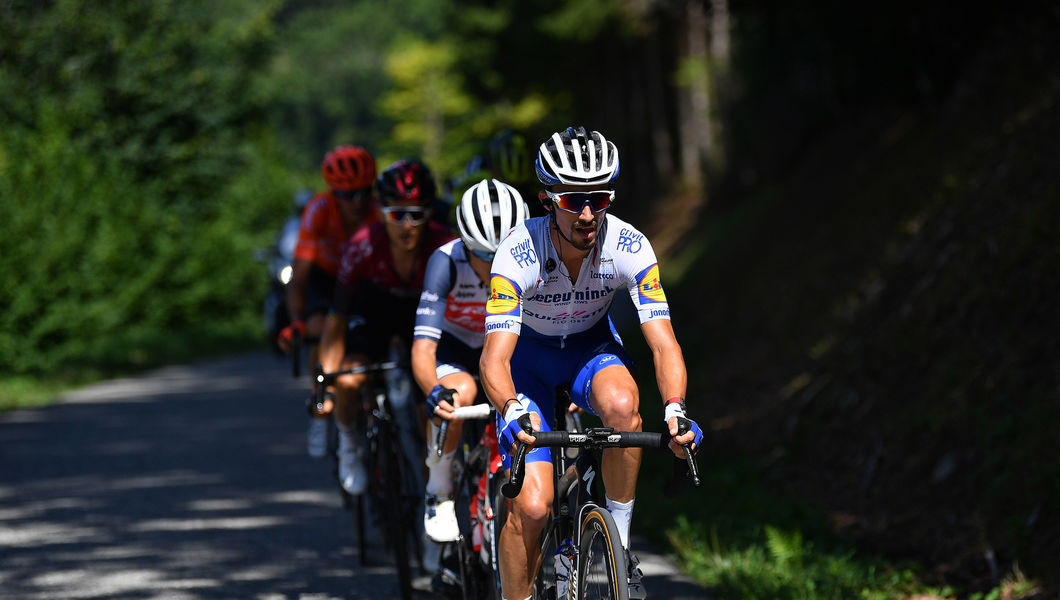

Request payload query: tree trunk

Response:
[677,0,710,189]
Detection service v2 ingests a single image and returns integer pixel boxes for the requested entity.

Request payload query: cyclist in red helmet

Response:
[278,145,381,459]
[318,159,456,495]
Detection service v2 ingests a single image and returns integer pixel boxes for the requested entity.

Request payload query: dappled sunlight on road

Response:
[0,353,369,599]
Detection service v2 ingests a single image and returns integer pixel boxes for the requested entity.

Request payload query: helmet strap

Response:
[548,205,579,256]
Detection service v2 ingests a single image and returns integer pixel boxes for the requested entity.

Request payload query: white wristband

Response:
[664,402,686,424]
[503,396,529,423]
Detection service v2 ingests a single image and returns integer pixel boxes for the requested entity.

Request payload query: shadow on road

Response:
[0,353,710,599]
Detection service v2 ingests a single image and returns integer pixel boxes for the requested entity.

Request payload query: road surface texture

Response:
[0,352,708,599]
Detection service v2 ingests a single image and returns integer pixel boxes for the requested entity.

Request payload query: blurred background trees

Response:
[1,0,745,375]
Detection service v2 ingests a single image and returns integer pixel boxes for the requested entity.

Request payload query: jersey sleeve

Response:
[619,229,671,324]
[484,225,537,337]
[414,248,456,341]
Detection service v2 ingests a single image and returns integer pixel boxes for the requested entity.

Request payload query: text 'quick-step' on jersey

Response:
[484,214,670,345]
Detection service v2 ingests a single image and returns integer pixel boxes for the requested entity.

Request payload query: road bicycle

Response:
[426,402,501,600]
[503,413,701,600]
[313,359,426,600]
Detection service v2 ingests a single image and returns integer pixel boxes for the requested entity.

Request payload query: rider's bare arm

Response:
[285,258,312,325]
[411,337,441,397]
[318,313,347,376]
[640,318,696,454]
[481,330,539,445]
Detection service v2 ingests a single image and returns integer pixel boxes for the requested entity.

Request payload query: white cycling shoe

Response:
[307,416,329,459]
[424,494,460,542]
[338,443,367,495]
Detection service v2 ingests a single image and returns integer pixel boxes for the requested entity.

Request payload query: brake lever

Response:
[501,414,536,498]
[676,417,701,487]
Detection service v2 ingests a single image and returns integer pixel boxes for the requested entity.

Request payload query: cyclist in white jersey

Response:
[480,126,703,600]
[412,179,530,543]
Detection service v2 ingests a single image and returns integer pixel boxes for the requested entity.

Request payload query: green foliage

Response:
[632,455,943,600]
[0,0,294,381]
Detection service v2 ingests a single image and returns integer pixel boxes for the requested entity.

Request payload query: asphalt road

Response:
[0,352,708,599]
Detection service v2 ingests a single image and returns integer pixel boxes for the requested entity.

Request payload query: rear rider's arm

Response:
[318,313,348,375]
[411,338,440,396]
[285,258,312,324]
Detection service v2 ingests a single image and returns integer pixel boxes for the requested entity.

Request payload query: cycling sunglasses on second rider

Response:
[545,189,615,214]
[381,206,429,226]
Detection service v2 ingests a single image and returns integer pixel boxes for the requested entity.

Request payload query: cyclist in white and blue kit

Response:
[480,126,704,600]
[411,179,530,544]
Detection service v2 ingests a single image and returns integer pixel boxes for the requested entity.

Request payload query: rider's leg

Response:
[499,461,554,599]
[424,371,477,543]
[589,364,642,548]
[334,354,369,493]
[304,311,331,458]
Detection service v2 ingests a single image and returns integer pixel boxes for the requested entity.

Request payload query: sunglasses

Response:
[381,206,429,226]
[545,189,615,214]
[469,248,495,262]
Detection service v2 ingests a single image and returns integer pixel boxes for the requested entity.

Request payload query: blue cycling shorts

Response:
[496,319,633,471]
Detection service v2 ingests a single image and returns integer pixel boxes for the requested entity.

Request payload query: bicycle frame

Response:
[502,421,700,600]
[314,361,424,600]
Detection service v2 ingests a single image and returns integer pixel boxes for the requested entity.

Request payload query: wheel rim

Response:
[580,517,619,599]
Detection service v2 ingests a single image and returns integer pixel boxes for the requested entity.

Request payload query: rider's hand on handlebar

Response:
[499,396,542,452]
[425,385,458,420]
[277,320,306,353]
[663,397,703,458]
[666,415,703,458]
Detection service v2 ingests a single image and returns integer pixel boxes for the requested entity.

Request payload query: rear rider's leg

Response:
[334,353,369,494]
[304,310,330,458]
[424,370,477,542]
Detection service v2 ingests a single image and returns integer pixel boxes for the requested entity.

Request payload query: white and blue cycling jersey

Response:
[414,239,488,376]
[485,214,671,469]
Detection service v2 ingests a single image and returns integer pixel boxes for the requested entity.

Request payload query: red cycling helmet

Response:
[376,159,436,205]
[321,146,376,191]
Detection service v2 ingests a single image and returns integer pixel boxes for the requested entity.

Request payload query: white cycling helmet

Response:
[456,179,530,255]
[535,126,620,187]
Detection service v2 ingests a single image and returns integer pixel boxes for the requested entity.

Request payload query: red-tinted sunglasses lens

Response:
[553,191,612,213]
[383,208,427,223]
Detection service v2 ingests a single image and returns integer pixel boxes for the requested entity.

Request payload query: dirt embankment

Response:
[671,15,1059,593]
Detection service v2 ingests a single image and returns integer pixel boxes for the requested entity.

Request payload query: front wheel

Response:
[379,424,414,600]
[576,507,629,600]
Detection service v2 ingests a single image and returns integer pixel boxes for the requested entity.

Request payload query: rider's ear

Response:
[538,190,551,213]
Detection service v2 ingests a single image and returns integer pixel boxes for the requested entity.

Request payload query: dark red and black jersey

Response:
[331,221,455,320]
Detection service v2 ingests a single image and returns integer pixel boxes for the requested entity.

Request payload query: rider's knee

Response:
[452,378,477,407]
[335,372,365,393]
[510,494,551,531]
[598,393,641,430]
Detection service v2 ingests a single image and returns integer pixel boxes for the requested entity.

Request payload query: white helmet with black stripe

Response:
[535,126,620,187]
[456,179,530,255]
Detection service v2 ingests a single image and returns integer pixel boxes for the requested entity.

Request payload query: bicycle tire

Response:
[576,507,629,600]
[379,423,414,600]
[487,473,507,600]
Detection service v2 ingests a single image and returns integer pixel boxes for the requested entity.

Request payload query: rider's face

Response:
[383,199,430,252]
[542,185,608,252]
